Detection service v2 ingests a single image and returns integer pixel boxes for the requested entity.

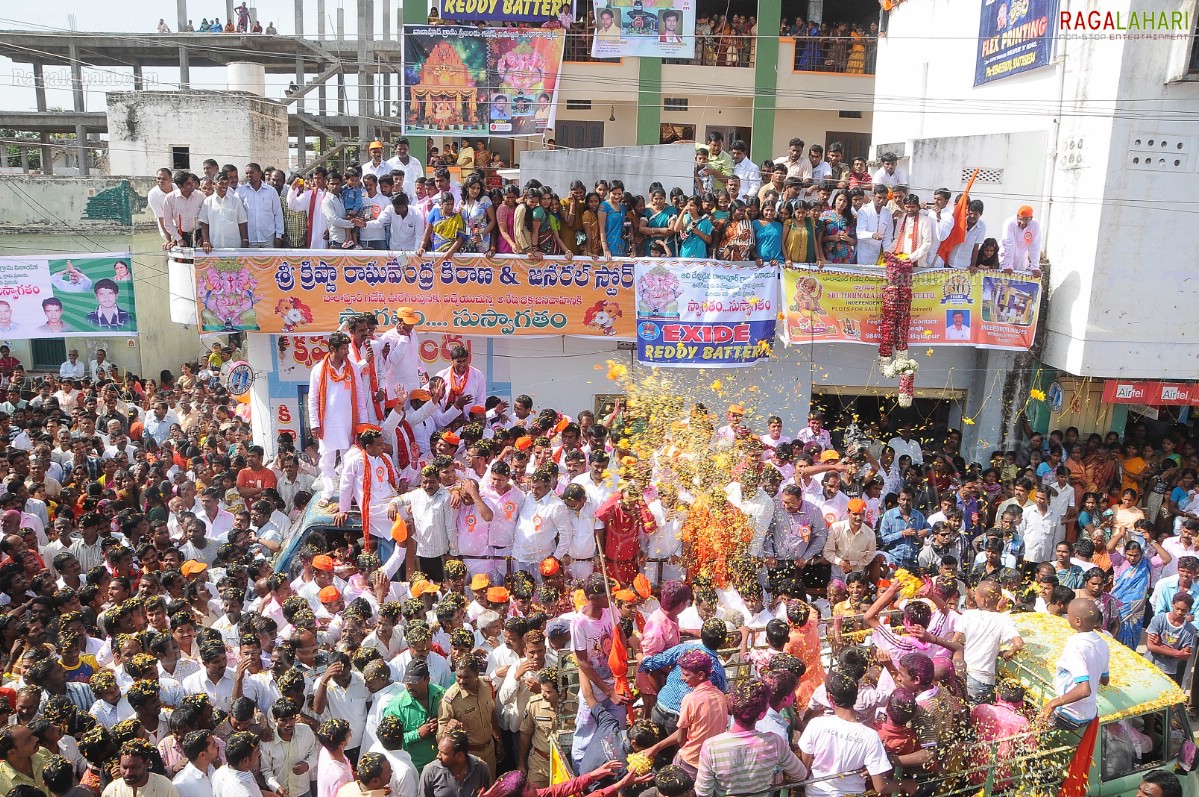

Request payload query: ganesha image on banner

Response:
[636,265,683,318]
[198,260,262,331]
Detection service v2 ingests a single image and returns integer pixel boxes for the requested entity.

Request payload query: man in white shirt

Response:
[387,138,424,186]
[1021,489,1059,565]
[182,640,263,713]
[359,174,392,249]
[161,170,205,249]
[855,184,893,266]
[871,152,908,188]
[513,469,571,579]
[368,192,425,251]
[945,310,971,341]
[394,465,458,577]
[90,348,115,382]
[556,484,599,579]
[947,199,987,269]
[59,349,85,380]
[436,345,485,413]
[210,731,264,797]
[148,167,175,243]
[235,162,284,247]
[286,167,329,248]
[362,140,394,178]
[172,728,219,797]
[197,488,235,540]
[260,699,319,797]
[889,194,933,265]
[1000,205,1043,276]
[322,171,366,248]
[380,307,426,401]
[887,424,924,466]
[809,144,832,183]
[773,137,813,181]
[199,174,249,251]
[925,188,955,268]
[313,651,371,753]
[730,140,761,201]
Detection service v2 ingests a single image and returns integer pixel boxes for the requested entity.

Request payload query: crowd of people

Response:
[157,4,276,35]
[0,285,1189,797]
[143,136,1042,278]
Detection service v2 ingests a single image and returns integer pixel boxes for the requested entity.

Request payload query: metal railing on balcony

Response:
[791,34,878,75]
[563,24,622,63]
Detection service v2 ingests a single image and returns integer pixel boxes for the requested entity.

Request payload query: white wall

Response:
[873,0,1199,380]
[106,90,289,177]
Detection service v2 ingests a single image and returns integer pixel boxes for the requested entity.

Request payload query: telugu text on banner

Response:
[635,259,778,368]
[780,265,1041,350]
[193,251,635,338]
[404,25,564,137]
[975,0,1060,86]
[590,0,696,59]
[0,252,138,339]
[438,0,575,24]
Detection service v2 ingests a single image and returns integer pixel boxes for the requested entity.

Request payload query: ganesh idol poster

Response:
[403,26,564,137]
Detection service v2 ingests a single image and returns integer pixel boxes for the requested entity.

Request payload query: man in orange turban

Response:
[999,204,1042,277]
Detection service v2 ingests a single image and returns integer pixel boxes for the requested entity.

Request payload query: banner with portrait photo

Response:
[0,252,138,339]
[635,260,778,368]
[780,265,1041,351]
[403,25,564,137]
[590,0,695,59]
[438,0,575,25]
[975,0,1060,86]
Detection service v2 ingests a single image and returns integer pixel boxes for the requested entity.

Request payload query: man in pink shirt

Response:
[970,682,1031,787]
[644,649,729,778]
[635,581,692,717]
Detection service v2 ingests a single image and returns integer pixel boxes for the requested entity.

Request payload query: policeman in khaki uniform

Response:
[438,653,499,778]
[518,667,560,788]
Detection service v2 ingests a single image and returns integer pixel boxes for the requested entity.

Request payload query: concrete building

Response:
[870,0,1199,436]
[106,85,288,177]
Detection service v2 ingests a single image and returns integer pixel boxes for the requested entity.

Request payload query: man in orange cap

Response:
[297,552,347,611]
[999,204,1042,277]
[715,404,747,443]
[307,331,370,503]
[380,306,426,400]
[823,496,877,579]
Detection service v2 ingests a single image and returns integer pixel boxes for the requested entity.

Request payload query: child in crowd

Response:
[876,688,920,756]
[1146,593,1196,686]
[1046,585,1075,617]
[1042,598,1110,730]
[341,167,364,248]
[939,581,1024,705]
[741,618,789,677]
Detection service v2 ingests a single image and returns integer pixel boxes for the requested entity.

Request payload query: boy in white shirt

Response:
[1041,598,1110,730]
[938,581,1023,705]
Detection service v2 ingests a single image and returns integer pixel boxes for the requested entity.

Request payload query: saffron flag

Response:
[1057,718,1099,797]
[608,610,634,721]
[936,167,980,265]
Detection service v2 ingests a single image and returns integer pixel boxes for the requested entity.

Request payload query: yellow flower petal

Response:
[963,417,976,425]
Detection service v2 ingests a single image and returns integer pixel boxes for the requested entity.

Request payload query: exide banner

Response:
[634,260,778,368]
[1102,380,1199,406]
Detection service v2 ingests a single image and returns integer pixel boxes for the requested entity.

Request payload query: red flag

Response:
[936,167,980,264]
[1057,719,1099,797]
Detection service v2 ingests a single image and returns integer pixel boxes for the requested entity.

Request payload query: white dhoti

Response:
[309,356,369,501]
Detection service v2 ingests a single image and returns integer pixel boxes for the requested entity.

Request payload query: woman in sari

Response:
[846,27,866,73]
[1080,566,1123,637]
[639,189,678,257]
[1066,444,1088,509]
[816,191,856,264]
[598,180,628,258]
[783,600,825,709]
[513,187,539,254]
[1077,492,1102,540]
[1114,488,1147,540]
[1110,540,1152,648]
[417,192,465,256]
[1085,444,1119,496]
[715,200,755,261]
[579,192,603,256]
[532,191,569,256]
[495,185,520,254]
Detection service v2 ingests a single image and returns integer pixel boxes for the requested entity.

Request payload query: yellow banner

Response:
[194,251,636,338]
[781,265,1041,350]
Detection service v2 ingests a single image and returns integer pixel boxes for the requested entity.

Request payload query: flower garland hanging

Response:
[878,251,918,406]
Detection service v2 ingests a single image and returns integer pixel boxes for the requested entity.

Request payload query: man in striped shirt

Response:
[694,680,807,797]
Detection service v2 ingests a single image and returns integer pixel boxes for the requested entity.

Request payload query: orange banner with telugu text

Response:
[194,251,636,338]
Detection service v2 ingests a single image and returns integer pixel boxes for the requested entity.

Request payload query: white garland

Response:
[880,355,920,379]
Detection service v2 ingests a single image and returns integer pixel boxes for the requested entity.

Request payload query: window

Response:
[1189,13,1199,73]
[566,100,592,111]
[1101,712,1168,781]
[663,98,689,112]
[660,124,695,144]
[171,146,190,170]
[839,110,863,119]
[555,121,605,150]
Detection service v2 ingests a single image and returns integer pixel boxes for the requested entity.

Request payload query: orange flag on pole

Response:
[607,611,634,722]
[936,167,980,265]
[1057,719,1099,797]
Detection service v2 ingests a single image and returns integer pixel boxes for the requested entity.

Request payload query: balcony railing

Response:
[563,24,622,63]
[790,34,878,75]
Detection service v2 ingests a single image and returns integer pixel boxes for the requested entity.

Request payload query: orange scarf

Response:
[447,367,469,406]
[315,356,360,434]
[893,212,919,255]
[351,339,382,420]
[395,421,419,470]
[360,447,397,551]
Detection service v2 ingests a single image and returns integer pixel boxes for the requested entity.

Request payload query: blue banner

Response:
[974,0,1060,86]
[439,0,575,24]
[634,260,778,368]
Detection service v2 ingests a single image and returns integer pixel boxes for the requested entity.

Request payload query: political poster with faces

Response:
[0,252,139,339]
[590,0,696,59]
